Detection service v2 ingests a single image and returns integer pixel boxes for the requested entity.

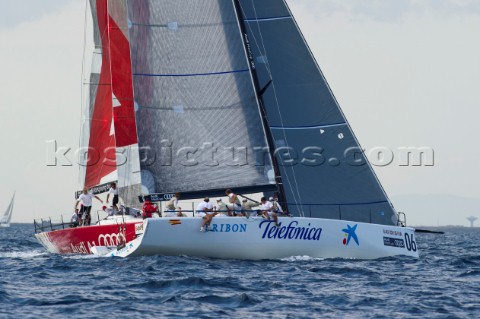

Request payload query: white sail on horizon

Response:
[1,192,15,227]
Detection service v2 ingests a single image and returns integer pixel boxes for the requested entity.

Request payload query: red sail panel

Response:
[108,14,138,147]
[84,0,116,188]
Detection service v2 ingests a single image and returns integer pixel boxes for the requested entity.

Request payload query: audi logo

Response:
[163,193,174,200]
[98,233,125,247]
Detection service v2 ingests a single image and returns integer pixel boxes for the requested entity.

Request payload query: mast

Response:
[232,0,288,209]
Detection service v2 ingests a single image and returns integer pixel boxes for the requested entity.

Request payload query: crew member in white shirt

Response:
[106,182,119,210]
[269,196,284,215]
[75,187,103,226]
[198,197,215,232]
[225,189,242,216]
[260,197,278,227]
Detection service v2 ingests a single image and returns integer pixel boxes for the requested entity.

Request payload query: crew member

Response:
[215,198,229,216]
[225,189,242,216]
[198,197,215,232]
[142,199,158,219]
[269,196,284,215]
[260,197,278,227]
[165,192,181,215]
[106,182,119,210]
[75,187,103,226]
[242,198,259,218]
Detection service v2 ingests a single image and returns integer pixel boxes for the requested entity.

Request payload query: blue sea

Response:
[1,224,479,318]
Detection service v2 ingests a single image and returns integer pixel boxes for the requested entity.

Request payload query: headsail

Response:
[235,0,398,225]
[79,0,119,189]
[80,0,141,203]
[1,192,15,225]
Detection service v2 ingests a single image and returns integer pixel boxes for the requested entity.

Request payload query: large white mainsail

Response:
[1,192,15,227]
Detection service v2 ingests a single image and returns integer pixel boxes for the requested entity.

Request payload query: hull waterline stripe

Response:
[133,69,249,78]
[270,122,347,130]
[244,16,292,22]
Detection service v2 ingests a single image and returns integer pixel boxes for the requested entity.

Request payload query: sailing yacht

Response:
[35,0,418,259]
[1,192,15,228]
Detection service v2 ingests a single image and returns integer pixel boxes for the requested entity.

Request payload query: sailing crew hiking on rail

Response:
[198,197,215,232]
[164,192,183,217]
[225,189,243,216]
[260,197,279,227]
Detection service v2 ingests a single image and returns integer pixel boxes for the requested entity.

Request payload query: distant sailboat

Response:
[1,192,15,228]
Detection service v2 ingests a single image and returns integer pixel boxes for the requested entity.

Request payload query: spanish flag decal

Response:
[169,220,181,226]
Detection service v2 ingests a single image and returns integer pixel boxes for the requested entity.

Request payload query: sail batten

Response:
[270,123,347,130]
[132,69,249,77]
[244,16,291,22]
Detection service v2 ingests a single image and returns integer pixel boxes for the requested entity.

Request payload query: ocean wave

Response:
[0,250,47,259]
[2,224,480,318]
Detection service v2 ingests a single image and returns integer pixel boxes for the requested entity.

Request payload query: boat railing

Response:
[33,210,111,234]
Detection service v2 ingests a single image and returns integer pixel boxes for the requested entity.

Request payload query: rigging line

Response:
[79,0,89,184]
[236,0,300,212]
[123,3,140,208]
[251,2,304,217]
[248,3,304,211]
[241,0,304,216]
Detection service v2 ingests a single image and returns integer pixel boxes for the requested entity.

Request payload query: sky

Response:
[0,0,479,225]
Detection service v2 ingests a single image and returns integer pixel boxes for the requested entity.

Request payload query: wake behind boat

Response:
[1,192,15,228]
[35,0,419,259]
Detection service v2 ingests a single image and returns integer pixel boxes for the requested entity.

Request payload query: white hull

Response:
[0,223,10,228]
[103,217,419,260]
